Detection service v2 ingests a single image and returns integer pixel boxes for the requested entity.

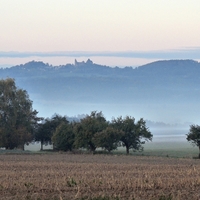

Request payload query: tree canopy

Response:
[52,121,74,151]
[0,78,41,149]
[74,111,108,153]
[112,116,152,154]
[186,125,200,158]
[93,126,122,152]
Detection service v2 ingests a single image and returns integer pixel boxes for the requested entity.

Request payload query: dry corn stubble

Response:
[0,154,200,200]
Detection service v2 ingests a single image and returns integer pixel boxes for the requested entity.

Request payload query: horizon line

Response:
[1,48,200,59]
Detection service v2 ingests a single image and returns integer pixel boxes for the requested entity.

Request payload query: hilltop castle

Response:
[74,59,93,66]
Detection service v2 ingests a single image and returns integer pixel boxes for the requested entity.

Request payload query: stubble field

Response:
[0,153,200,200]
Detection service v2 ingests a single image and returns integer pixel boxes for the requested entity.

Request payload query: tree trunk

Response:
[40,141,43,151]
[91,147,96,154]
[199,146,200,159]
[126,146,129,155]
[89,142,96,154]
[91,148,96,154]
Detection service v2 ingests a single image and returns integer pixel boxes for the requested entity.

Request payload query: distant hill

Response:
[0,59,200,124]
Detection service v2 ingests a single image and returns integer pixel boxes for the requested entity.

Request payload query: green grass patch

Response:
[113,141,199,158]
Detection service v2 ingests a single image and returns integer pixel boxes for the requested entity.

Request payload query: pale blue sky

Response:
[1,0,200,66]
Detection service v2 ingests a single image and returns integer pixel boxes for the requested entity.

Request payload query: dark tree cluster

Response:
[37,111,153,154]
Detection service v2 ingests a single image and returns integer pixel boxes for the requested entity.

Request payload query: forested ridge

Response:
[0,59,200,104]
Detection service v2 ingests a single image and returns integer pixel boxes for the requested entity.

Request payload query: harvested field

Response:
[0,153,200,200]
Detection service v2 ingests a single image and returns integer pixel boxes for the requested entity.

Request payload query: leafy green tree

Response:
[0,78,41,150]
[112,116,152,154]
[186,125,200,158]
[35,114,68,150]
[52,121,74,151]
[74,111,108,153]
[93,126,122,152]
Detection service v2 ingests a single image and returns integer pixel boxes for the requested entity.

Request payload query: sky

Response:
[1,0,200,67]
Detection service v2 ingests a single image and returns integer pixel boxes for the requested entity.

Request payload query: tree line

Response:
[35,111,153,154]
[0,78,200,157]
